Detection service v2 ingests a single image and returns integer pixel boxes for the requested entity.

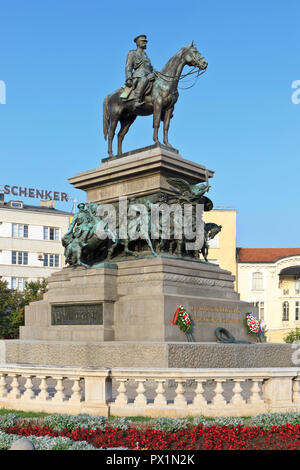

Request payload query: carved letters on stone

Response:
[51,303,103,325]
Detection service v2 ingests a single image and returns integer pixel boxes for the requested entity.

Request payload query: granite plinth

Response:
[1,340,297,368]
[68,144,214,204]
[20,257,256,344]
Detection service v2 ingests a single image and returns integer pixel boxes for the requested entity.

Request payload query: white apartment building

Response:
[0,196,72,290]
[237,247,300,343]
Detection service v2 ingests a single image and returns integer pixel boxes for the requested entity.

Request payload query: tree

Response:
[284,327,300,344]
[0,280,24,339]
[0,279,48,339]
[22,278,48,305]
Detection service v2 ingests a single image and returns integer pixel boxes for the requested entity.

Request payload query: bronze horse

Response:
[103,42,207,157]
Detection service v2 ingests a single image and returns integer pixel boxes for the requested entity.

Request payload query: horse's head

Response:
[183,42,208,71]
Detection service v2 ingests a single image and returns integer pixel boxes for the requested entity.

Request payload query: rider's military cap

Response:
[134,34,148,43]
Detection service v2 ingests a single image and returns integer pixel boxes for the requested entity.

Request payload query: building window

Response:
[296,302,300,321]
[43,254,60,267]
[282,301,289,321]
[11,277,27,291]
[252,272,263,290]
[12,224,28,238]
[295,277,300,295]
[43,227,60,241]
[11,251,28,265]
[10,201,23,208]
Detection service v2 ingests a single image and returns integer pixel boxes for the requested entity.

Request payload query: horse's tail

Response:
[103,94,110,141]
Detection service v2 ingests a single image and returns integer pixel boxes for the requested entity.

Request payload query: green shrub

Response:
[151,417,189,432]
[42,413,108,431]
[284,328,300,343]
[0,413,20,429]
[251,412,300,429]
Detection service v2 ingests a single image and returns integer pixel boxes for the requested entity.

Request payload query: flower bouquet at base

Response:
[245,312,266,342]
[169,306,195,342]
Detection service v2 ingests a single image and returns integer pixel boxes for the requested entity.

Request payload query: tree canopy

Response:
[0,279,48,339]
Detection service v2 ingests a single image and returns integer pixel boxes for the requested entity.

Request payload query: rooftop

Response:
[237,247,300,263]
[0,200,71,216]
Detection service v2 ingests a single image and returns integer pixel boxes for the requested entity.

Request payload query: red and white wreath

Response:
[246,313,260,334]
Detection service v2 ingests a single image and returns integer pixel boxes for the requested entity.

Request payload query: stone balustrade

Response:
[0,364,300,417]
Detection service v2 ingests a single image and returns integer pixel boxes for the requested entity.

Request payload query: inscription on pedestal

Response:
[51,303,103,325]
[189,305,242,324]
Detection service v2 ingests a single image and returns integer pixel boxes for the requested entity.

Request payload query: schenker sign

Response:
[3,185,69,202]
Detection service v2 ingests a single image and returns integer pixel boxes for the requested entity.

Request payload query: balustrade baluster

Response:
[37,376,51,401]
[231,379,246,405]
[23,375,35,400]
[134,379,147,406]
[69,377,82,403]
[174,379,187,407]
[7,374,20,400]
[249,378,263,404]
[193,379,207,407]
[154,379,167,406]
[52,377,67,403]
[115,379,129,405]
[212,379,226,406]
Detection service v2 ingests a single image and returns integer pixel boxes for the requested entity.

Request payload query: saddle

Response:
[120,78,154,102]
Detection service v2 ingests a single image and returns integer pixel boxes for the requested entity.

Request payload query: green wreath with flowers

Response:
[169,306,195,342]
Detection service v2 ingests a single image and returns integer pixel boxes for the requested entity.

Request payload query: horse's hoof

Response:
[163,142,173,148]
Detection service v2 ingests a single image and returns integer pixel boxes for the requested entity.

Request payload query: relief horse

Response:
[103,42,207,157]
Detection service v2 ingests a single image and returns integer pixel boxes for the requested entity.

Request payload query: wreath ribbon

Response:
[169,306,182,325]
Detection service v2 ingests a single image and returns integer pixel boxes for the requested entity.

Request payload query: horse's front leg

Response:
[117,115,136,156]
[153,100,162,144]
[163,107,174,148]
[108,119,118,157]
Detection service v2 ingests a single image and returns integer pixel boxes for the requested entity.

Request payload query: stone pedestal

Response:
[68,143,214,204]
[115,256,252,343]
[3,144,267,368]
[20,263,117,342]
[20,256,254,345]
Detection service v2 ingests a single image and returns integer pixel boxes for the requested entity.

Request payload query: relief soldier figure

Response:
[64,203,94,245]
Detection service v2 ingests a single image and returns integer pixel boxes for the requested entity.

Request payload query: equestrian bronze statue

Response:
[103,36,207,157]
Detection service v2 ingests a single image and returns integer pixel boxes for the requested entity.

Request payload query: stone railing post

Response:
[83,369,111,416]
[0,373,7,399]
[262,369,297,412]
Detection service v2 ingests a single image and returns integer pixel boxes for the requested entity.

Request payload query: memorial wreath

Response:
[170,306,195,342]
[245,312,265,342]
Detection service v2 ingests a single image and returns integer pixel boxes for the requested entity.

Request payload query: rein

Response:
[154,65,206,90]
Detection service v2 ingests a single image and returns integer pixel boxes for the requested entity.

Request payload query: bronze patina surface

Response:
[103,37,207,156]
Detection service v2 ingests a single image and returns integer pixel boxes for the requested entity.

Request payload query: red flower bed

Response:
[4,424,300,450]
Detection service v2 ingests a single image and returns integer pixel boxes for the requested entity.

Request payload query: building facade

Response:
[203,209,237,284]
[0,197,71,290]
[237,248,300,343]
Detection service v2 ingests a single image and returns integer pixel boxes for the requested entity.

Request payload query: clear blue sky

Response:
[1,0,299,247]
